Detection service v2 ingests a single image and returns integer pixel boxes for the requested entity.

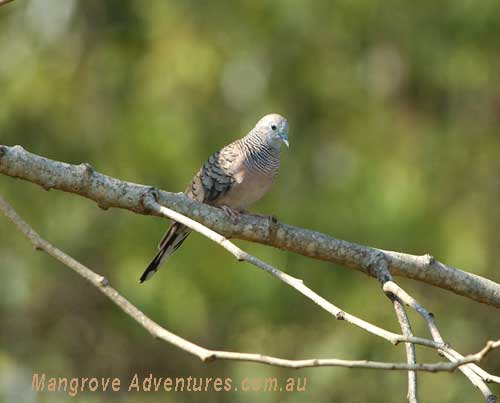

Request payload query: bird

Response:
[140,113,289,283]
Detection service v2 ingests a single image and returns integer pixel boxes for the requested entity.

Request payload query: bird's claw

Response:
[220,205,242,224]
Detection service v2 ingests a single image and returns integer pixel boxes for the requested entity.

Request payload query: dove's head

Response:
[254,114,289,149]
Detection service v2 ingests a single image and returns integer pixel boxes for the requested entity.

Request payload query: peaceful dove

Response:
[140,113,289,283]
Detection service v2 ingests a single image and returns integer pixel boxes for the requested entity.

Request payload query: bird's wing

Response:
[185,142,239,203]
[154,143,239,253]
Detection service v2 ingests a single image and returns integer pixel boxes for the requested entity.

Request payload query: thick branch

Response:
[3,195,498,373]
[1,145,499,307]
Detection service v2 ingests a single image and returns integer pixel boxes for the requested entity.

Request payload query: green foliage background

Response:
[1,1,499,402]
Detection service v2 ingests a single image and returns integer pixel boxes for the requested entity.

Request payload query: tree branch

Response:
[1,144,499,308]
[1,145,499,401]
[1,195,499,375]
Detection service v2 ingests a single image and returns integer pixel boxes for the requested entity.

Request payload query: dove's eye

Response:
[271,124,277,131]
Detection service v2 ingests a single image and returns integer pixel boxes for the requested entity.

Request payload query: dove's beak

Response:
[280,134,289,148]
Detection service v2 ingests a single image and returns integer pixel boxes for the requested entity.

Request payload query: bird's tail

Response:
[139,222,191,283]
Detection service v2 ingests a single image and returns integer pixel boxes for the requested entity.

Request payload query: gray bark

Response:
[1,144,499,308]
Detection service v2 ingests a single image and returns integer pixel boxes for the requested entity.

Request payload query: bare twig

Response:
[1,195,499,375]
[367,257,418,402]
[1,145,499,307]
[383,280,499,401]
[392,298,418,403]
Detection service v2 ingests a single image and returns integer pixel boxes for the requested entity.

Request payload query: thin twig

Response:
[367,258,418,402]
[383,280,498,402]
[3,195,498,373]
[392,297,418,403]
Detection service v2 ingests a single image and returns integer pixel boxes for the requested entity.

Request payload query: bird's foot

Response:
[220,205,242,224]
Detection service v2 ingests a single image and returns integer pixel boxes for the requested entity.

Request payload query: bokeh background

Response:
[1,0,499,402]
